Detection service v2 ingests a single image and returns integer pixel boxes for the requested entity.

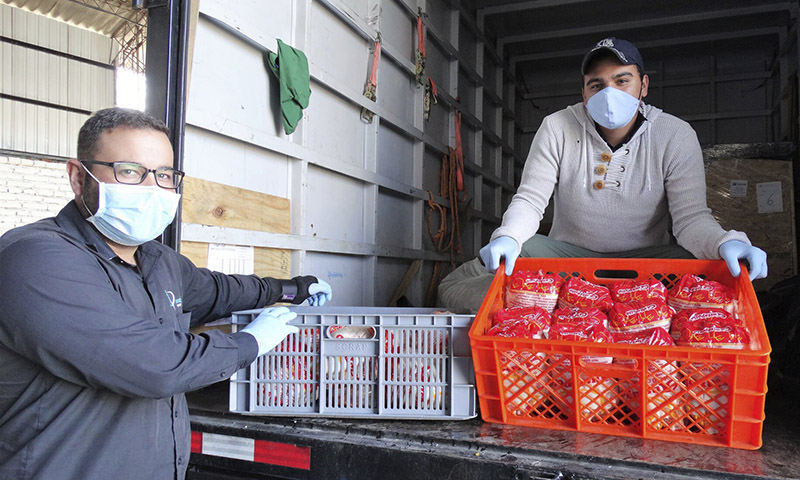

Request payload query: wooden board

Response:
[180,177,292,334]
[181,177,293,333]
[181,176,290,234]
[180,240,291,278]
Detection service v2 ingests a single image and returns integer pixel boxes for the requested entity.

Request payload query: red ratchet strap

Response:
[417,13,426,58]
[415,9,426,84]
[369,37,381,92]
[428,76,438,97]
[454,111,465,195]
[361,35,381,122]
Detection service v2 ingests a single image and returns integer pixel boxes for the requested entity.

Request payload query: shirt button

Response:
[159,318,164,324]
[174,410,179,418]
[594,165,607,175]
[219,371,226,378]
[178,457,183,465]
[593,180,605,190]
[600,152,612,162]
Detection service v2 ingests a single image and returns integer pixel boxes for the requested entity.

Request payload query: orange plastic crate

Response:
[469,258,771,449]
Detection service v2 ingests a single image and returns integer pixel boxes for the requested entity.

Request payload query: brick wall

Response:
[0,156,75,236]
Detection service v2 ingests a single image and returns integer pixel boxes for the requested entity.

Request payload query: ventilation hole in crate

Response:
[382,328,449,411]
[672,361,730,436]
[501,353,573,420]
[255,328,321,409]
[577,373,620,424]
[323,355,377,409]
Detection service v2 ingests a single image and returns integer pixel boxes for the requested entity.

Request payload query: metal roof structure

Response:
[1,0,146,72]
[467,0,794,96]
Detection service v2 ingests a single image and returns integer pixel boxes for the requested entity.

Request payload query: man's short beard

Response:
[80,174,99,218]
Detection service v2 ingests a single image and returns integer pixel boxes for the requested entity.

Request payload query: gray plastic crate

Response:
[229,307,477,419]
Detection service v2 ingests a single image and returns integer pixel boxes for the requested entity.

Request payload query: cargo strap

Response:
[453,111,466,200]
[424,110,468,305]
[426,190,447,250]
[415,9,426,85]
[361,35,381,123]
[423,76,438,122]
[424,144,465,305]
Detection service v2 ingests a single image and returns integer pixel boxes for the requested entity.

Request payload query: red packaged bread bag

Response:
[557,277,613,312]
[610,279,667,304]
[549,307,613,364]
[608,300,674,334]
[676,312,750,350]
[505,270,564,312]
[670,308,742,342]
[667,274,735,314]
[551,306,608,329]
[488,306,552,339]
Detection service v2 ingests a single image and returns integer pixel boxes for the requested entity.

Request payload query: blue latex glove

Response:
[241,306,299,356]
[719,240,768,281]
[479,236,521,276]
[307,279,332,306]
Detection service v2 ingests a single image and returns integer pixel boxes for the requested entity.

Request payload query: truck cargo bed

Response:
[187,382,799,480]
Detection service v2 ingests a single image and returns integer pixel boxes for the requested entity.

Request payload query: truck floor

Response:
[187,381,798,480]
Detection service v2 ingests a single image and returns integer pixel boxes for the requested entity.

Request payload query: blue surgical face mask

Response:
[586,87,641,129]
[81,165,181,246]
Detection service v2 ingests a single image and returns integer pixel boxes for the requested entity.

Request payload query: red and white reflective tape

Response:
[191,431,311,470]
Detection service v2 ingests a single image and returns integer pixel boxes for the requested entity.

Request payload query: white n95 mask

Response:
[586,87,641,129]
[82,169,181,246]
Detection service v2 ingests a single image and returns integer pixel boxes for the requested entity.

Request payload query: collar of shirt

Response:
[55,201,164,274]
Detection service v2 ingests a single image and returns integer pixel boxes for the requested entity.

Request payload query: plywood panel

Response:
[181,176,290,233]
[706,157,796,292]
[181,240,291,278]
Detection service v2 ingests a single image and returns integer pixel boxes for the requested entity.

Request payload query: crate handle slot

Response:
[593,269,639,280]
[578,356,639,372]
[326,325,377,340]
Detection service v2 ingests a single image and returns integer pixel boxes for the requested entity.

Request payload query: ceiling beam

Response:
[497,3,791,47]
[478,0,594,17]
[510,27,781,67]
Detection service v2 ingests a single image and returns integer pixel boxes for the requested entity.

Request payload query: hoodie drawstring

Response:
[581,126,590,188]
[644,111,652,192]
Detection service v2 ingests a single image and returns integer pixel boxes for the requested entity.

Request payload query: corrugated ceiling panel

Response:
[3,42,112,112]
[1,3,113,158]
[1,4,114,63]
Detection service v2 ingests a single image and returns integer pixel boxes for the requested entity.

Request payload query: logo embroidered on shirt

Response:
[165,290,182,309]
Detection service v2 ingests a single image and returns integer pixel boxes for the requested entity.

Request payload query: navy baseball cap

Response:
[581,37,644,75]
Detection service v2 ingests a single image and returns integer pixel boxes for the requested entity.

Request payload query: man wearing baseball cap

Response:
[439,37,767,313]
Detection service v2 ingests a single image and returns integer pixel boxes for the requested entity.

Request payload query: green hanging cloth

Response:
[266,39,311,135]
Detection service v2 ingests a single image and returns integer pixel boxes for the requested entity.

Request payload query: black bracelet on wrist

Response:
[278,279,299,303]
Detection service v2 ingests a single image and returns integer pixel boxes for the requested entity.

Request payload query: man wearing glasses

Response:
[0,108,331,479]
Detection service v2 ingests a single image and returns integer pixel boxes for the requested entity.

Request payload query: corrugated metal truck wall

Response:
[181,0,518,306]
[0,4,115,235]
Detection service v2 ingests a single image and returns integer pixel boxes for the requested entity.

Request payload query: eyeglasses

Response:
[81,160,185,189]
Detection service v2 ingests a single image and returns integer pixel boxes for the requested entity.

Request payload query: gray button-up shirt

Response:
[0,202,285,479]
